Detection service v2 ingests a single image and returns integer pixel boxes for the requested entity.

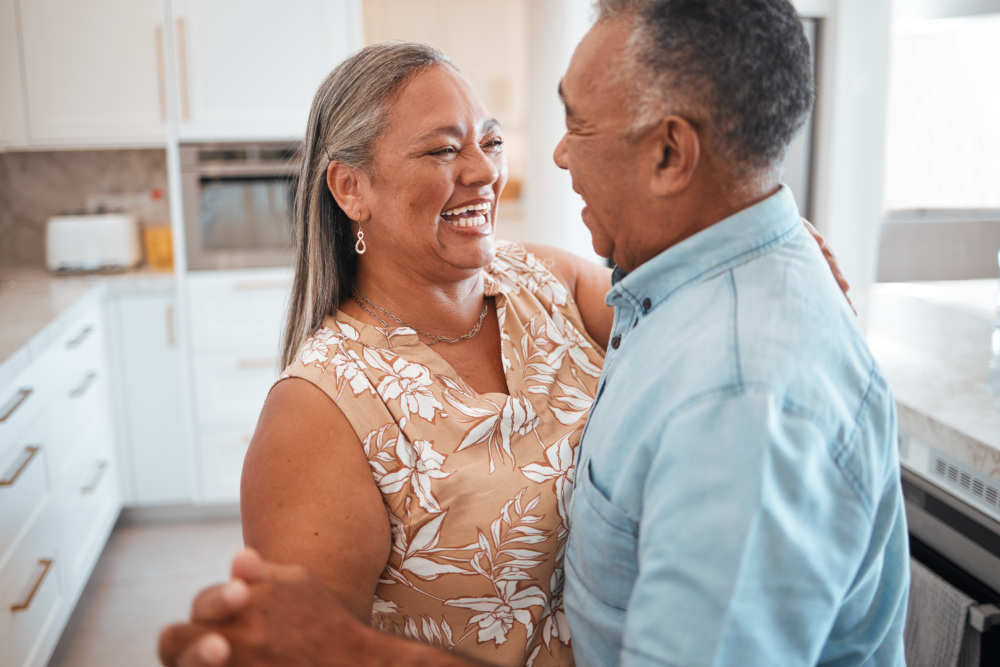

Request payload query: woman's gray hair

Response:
[281,42,455,369]
[597,0,814,176]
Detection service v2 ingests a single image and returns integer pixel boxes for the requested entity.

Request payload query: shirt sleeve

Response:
[620,387,874,666]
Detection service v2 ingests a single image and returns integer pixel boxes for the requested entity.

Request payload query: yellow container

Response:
[143,226,174,271]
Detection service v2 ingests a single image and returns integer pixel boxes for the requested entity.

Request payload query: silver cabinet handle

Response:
[166,304,176,347]
[10,559,53,613]
[155,25,167,121]
[66,325,94,349]
[0,446,40,487]
[238,358,276,369]
[0,388,32,423]
[81,461,109,495]
[232,280,290,291]
[176,18,191,120]
[70,371,98,398]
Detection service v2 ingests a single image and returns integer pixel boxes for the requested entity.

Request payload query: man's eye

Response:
[484,138,504,150]
[430,147,457,156]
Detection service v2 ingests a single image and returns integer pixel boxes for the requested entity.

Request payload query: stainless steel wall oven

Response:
[181,142,301,270]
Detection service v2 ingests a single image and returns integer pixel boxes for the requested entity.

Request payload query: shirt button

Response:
[611,335,621,349]
[642,298,652,312]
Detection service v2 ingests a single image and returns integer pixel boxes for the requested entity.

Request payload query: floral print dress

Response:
[279,241,605,667]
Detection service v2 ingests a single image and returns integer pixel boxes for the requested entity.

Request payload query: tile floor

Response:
[47,511,244,667]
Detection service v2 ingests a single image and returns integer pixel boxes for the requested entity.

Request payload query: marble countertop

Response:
[0,264,175,389]
[867,280,1000,482]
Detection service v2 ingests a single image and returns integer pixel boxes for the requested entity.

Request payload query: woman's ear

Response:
[649,115,700,197]
[326,161,370,222]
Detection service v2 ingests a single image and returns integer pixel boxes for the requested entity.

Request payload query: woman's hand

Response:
[802,218,855,314]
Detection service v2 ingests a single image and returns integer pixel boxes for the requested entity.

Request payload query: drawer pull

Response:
[10,559,53,613]
[81,461,109,494]
[70,371,98,398]
[237,358,276,370]
[0,387,33,422]
[232,280,289,291]
[0,446,40,487]
[67,325,94,348]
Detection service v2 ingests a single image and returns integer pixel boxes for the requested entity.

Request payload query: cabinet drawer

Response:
[47,314,105,389]
[199,429,253,504]
[191,356,278,425]
[187,271,290,353]
[53,436,120,597]
[0,443,51,570]
[45,368,113,487]
[0,356,53,450]
[0,510,65,667]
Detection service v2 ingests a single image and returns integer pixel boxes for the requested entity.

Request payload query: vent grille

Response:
[931,454,1000,513]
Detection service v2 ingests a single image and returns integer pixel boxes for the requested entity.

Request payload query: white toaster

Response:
[45,213,142,272]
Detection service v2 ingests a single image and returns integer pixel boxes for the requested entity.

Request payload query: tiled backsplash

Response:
[0,149,169,267]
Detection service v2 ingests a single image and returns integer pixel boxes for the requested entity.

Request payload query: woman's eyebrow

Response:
[414,118,502,144]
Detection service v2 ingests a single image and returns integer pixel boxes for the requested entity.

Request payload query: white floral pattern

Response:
[280,242,604,667]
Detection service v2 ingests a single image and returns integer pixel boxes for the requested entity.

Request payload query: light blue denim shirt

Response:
[564,187,909,666]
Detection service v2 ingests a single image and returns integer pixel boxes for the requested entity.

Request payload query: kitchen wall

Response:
[0,149,169,267]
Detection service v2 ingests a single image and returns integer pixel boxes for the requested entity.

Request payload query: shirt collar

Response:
[608,186,801,310]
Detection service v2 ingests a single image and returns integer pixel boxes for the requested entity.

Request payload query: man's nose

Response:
[553,134,569,170]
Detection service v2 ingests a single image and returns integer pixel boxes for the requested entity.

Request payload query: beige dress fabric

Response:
[278,241,605,667]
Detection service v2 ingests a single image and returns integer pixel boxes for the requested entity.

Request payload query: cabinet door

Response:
[17,0,166,144]
[108,290,195,506]
[0,0,26,149]
[170,0,361,141]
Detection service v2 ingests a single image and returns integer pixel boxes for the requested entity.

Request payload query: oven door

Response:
[181,144,299,271]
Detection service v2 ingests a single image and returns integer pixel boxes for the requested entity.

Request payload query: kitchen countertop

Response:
[867,280,1000,483]
[0,264,175,390]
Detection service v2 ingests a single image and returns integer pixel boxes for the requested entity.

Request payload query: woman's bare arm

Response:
[240,377,391,621]
[521,242,614,350]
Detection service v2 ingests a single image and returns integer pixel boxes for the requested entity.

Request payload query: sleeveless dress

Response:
[278,241,605,667]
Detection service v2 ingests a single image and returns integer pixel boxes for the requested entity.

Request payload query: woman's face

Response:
[357,65,508,283]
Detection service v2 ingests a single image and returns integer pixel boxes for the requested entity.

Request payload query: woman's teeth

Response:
[441,202,491,228]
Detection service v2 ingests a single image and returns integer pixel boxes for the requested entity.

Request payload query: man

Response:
[159,1,908,665]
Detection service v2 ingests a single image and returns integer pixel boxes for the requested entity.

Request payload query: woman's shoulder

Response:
[487,240,570,303]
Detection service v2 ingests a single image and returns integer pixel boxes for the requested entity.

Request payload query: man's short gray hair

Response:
[597,0,814,175]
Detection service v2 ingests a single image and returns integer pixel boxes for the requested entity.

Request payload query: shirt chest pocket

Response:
[566,457,639,612]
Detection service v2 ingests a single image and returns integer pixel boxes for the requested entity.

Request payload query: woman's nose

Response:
[460,146,502,186]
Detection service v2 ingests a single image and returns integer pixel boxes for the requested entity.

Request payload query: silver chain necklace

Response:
[352,290,489,345]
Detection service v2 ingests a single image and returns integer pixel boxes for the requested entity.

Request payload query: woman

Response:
[240,42,847,667]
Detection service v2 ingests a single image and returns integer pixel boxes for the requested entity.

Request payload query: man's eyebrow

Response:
[415,118,502,144]
[557,80,575,119]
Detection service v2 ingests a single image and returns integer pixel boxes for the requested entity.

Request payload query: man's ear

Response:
[326,161,370,222]
[649,115,700,197]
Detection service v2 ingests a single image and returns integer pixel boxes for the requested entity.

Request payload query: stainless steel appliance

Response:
[180,142,301,270]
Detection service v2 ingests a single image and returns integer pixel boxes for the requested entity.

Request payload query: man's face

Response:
[553,19,648,271]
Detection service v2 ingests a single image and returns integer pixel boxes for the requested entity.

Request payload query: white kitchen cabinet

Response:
[0,293,121,667]
[185,269,289,503]
[0,0,27,149]
[170,0,361,141]
[15,0,166,145]
[106,287,196,507]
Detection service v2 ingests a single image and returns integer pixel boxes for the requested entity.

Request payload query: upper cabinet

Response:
[16,0,167,145]
[170,0,362,142]
[0,0,361,150]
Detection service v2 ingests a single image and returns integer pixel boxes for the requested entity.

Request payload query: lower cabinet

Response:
[105,286,195,506]
[0,291,122,667]
[185,269,290,504]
